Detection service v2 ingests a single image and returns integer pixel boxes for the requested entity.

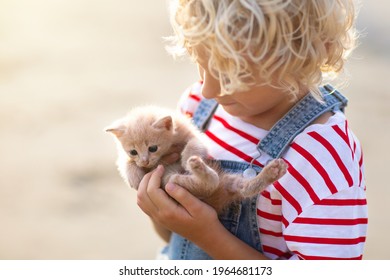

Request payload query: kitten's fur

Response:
[106,105,287,214]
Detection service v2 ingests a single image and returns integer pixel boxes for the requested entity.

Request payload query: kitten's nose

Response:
[140,158,149,167]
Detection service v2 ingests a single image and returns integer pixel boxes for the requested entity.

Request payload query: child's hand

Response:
[137,165,268,259]
[137,165,218,243]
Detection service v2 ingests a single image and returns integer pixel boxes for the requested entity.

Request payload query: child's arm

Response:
[137,165,269,260]
[151,221,172,243]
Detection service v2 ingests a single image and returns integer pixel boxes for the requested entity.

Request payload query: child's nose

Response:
[201,71,221,99]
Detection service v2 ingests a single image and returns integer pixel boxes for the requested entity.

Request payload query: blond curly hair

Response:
[168,0,359,98]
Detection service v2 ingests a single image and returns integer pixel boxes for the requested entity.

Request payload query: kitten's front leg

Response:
[123,161,146,190]
[240,159,288,197]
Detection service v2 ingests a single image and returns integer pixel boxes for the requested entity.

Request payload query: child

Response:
[137,0,367,260]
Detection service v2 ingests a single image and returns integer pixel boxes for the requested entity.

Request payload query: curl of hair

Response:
[168,0,359,98]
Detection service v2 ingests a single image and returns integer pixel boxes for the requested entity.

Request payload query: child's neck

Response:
[223,86,309,131]
[239,99,296,130]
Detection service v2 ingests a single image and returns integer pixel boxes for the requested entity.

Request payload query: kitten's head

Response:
[106,109,175,169]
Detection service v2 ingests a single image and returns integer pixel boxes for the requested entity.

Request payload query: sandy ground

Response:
[0,0,389,259]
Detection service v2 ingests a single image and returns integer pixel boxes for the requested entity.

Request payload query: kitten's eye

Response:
[148,145,158,153]
[129,150,138,156]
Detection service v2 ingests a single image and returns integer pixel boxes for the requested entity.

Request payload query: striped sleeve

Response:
[283,188,368,260]
[258,114,367,260]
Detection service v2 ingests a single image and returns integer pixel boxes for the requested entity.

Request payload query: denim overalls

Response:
[163,85,348,259]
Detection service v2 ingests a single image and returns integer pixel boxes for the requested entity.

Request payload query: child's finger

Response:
[165,182,209,217]
[146,165,165,192]
[143,165,178,211]
[137,170,159,214]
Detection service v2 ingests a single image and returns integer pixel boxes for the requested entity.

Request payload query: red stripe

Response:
[274,181,302,214]
[290,143,338,194]
[282,217,289,228]
[213,114,260,144]
[284,159,320,204]
[308,131,354,187]
[257,209,282,221]
[188,93,201,102]
[358,150,363,167]
[292,251,363,260]
[284,235,366,245]
[262,245,286,257]
[205,130,264,167]
[294,217,368,226]
[261,191,282,205]
[317,198,367,206]
[279,251,293,259]
[332,124,354,160]
[358,150,364,186]
[345,121,350,146]
[181,110,193,118]
[259,228,283,237]
[332,124,350,146]
[351,139,356,160]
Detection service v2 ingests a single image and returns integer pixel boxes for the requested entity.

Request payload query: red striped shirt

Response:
[178,81,367,260]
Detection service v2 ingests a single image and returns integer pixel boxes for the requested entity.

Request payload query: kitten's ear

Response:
[105,124,126,137]
[152,116,172,131]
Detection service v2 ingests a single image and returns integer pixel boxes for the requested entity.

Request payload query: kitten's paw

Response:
[262,159,288,183]
[186,156,207,172]
[187,156,219,191]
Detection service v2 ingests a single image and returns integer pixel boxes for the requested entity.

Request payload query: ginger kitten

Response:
[106,105,287,214]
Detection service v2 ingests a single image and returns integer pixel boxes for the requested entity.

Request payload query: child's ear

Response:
[105,123,126,137]
[152,116,172,131]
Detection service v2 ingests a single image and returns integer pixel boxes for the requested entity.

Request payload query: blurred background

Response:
[0,0,388,259]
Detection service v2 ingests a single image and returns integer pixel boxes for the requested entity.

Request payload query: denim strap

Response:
[192,98,218,131]
[258,84,348,159]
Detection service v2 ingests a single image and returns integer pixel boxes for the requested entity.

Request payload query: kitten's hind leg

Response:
[186,156,219,187]
[169,156,219,197]
[240,159,288,197]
